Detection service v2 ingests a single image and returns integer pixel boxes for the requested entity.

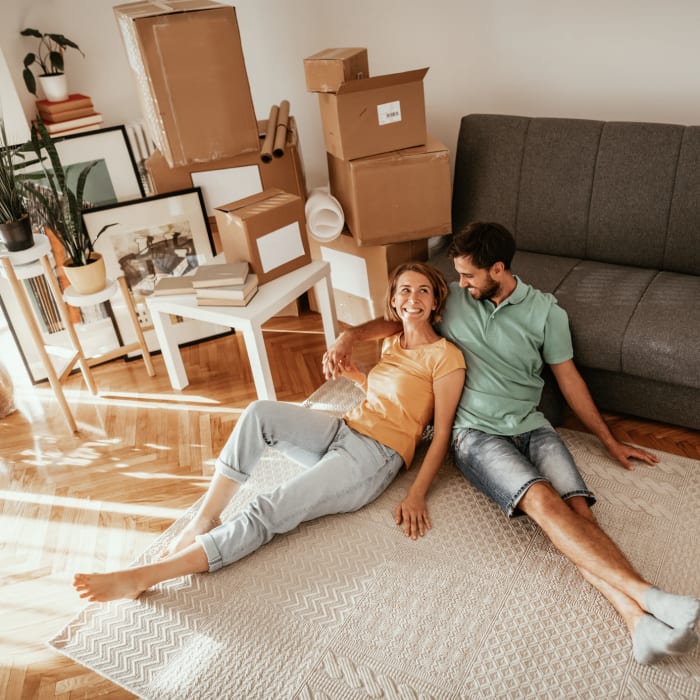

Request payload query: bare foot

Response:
[73,570,148,602]
[161,514,221,558]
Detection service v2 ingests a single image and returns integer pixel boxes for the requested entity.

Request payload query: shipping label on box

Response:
[317,68,428,160]
[328,135,452,247]
[304,47,369,93]
[215,189,310,285]
[114,1,259,167]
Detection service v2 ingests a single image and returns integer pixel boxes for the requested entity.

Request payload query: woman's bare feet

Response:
[73,570,148,602]
[162,514,221,558]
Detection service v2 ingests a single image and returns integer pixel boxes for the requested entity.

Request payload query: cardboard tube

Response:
[260,104,279,163]
[272,99,290,158]
[305,187,344,242]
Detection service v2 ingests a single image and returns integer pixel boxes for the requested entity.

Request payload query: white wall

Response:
[2,0,700,188]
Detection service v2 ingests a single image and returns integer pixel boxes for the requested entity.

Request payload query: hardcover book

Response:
[196,286,258,307]
[40,113,103,134]
[152,275,194,296]
[35,93,94,115]
[191,262,250,288]
[194,274,258,301]
[38,105,98,122]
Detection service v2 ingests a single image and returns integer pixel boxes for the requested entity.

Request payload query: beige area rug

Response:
[49,378,700,699]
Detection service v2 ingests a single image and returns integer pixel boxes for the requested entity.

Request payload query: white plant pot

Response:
[38,73,69,102]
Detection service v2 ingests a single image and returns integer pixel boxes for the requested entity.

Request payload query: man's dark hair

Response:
[447,222,516,270]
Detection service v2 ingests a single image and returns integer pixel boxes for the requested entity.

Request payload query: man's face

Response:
[453,256,500,301]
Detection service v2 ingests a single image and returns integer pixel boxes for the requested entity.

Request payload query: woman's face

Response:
[391,270,437,324]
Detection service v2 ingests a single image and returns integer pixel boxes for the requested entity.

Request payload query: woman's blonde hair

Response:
[384,262,450,323]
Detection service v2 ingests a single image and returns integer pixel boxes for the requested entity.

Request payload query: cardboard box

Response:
[328,135,452,246]
[146,117,307,219]
[304,48,369,92]
[307,230,428,324]
[317,68,428,160]
[114,1,259,167]
[215,189,311,285]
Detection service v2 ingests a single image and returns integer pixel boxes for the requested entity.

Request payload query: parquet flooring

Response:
[0,309,697,699]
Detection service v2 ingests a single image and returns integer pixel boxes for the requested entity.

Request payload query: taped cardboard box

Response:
[215,189,311,285]
[328,135,452,246]
[317,68,428,160]
[146,117,307,223]
[307,230,428,325]
[114,0,259,167]
[304,48,369,93]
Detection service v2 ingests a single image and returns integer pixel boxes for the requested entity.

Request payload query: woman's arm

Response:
[323,320,402,379]
[394,367,465,539]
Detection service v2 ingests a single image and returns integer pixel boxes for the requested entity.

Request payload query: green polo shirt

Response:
[437,277,573,436]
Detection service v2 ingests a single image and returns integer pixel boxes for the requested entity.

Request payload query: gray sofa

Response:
[429,113,700,430]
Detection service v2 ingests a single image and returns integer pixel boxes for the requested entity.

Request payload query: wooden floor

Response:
[1,310,698,699]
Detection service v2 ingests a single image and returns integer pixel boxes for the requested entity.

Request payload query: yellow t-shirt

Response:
[344,333,465,467]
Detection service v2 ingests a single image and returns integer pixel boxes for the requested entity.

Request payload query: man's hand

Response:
[394,493,432,540]
[607,440,659,471]
[322,331,354,380]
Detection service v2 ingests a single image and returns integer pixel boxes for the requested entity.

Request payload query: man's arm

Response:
[322,318,401,379]
[549,359,659,470]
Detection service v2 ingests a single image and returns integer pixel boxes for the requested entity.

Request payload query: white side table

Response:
[0,235,78,432]
[147,260,338,399]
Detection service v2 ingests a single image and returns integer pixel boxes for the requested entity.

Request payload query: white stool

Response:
[0,235,78,432]
[60,276,156,391]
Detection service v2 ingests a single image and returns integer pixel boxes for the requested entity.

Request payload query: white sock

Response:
[644,587,700,630]
[632,614,698,665]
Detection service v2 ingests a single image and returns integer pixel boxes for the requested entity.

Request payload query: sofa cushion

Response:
[452,114,528,235]
[623,272,700,389]
[517,118,602,258]
[552,261,656,372]
[665,127,700,275]
[512,250,581,294]
[587,122,684,269]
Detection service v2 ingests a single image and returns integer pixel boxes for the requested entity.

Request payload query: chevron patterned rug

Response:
[49,378,700,699]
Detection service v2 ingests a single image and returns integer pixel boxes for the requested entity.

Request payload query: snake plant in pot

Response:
[0,118,34,252]
[23,116,115,294]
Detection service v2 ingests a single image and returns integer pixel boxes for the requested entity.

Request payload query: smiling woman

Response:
[72,262,465,602]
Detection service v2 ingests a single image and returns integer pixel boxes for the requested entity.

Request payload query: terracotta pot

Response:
[38,73,69,102]
[62,252,107,295]
[0,214,34,252]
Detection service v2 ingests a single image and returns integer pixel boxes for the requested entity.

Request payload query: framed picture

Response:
[82,188,226,353]
[22,125,145,207]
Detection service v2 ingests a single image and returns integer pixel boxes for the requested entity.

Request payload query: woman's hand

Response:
[394,492,432,540]
[322,331,354,380]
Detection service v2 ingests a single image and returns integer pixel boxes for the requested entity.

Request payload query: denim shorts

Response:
[453,422,595,517]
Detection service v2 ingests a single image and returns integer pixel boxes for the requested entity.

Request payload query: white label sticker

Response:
[256,221,305,272]
[377,100,402,126]
[320,247,370,298]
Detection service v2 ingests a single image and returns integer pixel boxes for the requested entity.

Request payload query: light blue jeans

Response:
[453,422,595,517]
[197,400,403,571]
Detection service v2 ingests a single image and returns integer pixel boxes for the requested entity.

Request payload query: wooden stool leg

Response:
[40,255,98,395]
[0,257,78,433]
[117,276,155,377]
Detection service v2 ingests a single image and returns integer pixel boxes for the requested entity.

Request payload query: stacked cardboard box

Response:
[115,1,310,315]
[304,48,451,321]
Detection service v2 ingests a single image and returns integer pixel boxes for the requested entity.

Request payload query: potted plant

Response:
[0,118,34,252]
[22,116,114,294]
[20,28,84,102]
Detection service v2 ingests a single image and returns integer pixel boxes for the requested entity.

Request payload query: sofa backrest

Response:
[452,114,700,275]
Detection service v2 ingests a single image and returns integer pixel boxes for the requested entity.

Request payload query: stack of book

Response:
[192,262,259,306]
[35,93,104,136]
